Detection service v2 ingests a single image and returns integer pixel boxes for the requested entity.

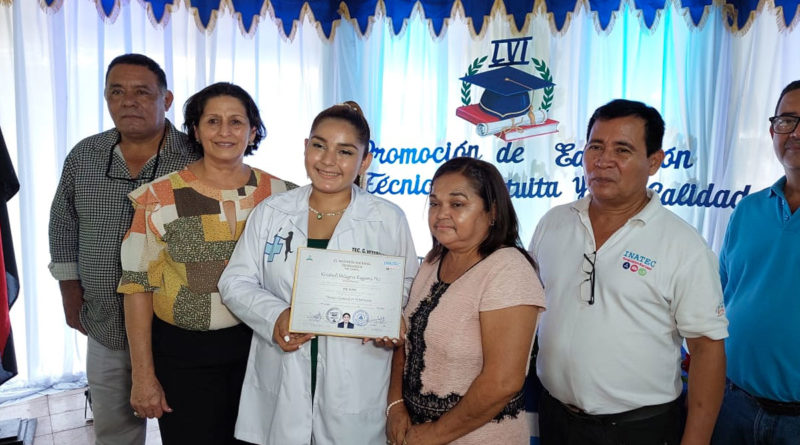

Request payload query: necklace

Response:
[308,205,347,220]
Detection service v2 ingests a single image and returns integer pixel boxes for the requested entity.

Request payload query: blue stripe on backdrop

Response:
[38,0,800,34]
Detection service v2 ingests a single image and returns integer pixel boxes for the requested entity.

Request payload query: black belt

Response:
[547,389,678,425]
[731,383,800,416]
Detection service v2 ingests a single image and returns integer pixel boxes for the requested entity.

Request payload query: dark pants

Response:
[539,389,683,445]
[152,317,253,445]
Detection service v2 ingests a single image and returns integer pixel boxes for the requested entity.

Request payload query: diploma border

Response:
[288,247,406,339]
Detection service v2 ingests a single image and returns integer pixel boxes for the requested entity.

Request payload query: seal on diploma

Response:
[353,310,369,326]
[326,307,342,324]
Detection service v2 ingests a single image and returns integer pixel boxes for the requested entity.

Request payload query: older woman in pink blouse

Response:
[386,157,545,445]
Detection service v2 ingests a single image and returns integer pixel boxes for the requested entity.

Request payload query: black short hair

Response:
[342,313,351,318]
[182,82,266,157]
[425,157,536,270]
[586,99,665,156]
[105,54,168,91]
[775,80,800,115]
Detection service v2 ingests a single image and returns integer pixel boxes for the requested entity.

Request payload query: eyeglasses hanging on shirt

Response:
[104,126,167,183]
[581,251,597,305]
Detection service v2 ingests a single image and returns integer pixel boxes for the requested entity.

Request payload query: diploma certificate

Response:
[288,247,406,338]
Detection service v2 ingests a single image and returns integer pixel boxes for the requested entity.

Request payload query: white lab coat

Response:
[219,184,418,445]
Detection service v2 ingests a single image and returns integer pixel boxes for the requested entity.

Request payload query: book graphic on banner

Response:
[456,104,559,141]
[457,66,557,142]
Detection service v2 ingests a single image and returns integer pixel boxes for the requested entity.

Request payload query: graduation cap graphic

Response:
[460,66,555,119]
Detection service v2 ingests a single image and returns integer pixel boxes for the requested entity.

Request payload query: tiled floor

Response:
[0,387,162,444]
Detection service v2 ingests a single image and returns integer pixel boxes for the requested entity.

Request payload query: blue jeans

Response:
[712,383,800,445]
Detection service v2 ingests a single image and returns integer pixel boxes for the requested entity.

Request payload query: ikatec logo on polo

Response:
[621,250,657,276]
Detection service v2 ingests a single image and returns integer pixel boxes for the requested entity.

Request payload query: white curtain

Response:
[0,0,798,388]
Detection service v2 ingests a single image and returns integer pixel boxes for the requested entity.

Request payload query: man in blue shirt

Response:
[712,80,800,444]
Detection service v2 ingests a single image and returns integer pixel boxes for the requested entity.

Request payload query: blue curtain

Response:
[39,0,800,33]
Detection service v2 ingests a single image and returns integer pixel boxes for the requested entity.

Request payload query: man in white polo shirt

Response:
[529,99,728,445]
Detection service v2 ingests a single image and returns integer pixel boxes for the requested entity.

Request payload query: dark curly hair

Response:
[183,82,266,157]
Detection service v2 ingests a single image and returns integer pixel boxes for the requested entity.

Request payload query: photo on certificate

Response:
[288,247,406,339]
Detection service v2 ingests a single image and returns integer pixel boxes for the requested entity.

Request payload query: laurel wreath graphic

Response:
[532,58,554,111]
[460,56,488,106]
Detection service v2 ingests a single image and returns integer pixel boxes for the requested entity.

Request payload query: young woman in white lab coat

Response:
[219,102,418,445]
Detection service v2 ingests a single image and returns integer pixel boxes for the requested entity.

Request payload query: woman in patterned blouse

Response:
[118,83,293,444]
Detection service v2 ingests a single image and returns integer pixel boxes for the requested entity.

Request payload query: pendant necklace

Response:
[308,205,347,220]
